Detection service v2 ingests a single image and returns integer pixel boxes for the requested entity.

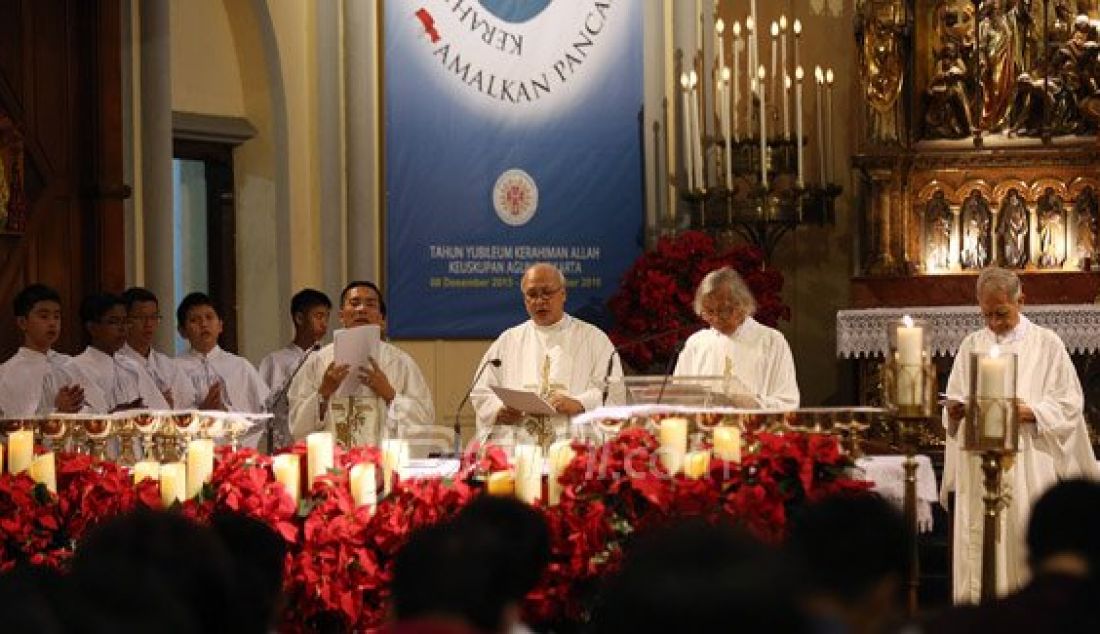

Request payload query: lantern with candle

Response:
[963,346,1019,452]
[883,315,936,418]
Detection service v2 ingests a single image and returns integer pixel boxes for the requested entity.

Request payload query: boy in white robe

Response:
[673,266,799,409]
[471,263,622,436]
[41,292,168,414]
[119,287,195,409]
[259,288,331,450]
[942,267,1100,603]
[288,281,434,445]
[0,284,79,416]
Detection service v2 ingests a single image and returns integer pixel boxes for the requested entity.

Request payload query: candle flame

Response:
[795,65,804,81]
[716,18,724,34]
[793,18,802,35]
[990,345,1001,359]
[826,68,835,84]
[757,65,766,80]
[902,315,914,328]
[721,66,731,81]
[784,74,791,88]
[814,65,824,83]
[732,20,741,36]
[771,21,779,37]
[779,14,788,30]
[746,16,754,31]
[689,70,698,87]
[680,72,689,88]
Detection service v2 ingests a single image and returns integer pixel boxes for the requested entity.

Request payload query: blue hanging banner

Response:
[384,0,644,337]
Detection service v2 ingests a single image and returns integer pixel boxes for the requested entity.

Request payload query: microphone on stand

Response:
[264,342,321,452]
[453,358,502,457]
[656,339,688,405]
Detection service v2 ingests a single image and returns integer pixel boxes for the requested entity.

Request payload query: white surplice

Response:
[672,317,800,409]
[287,341,434,443]
[470,315,622,433]
[941,315,1100,604]
[0,348,71,417]
[41,347,169,414]
[175,346,270,448]
[119,343,196,410]
[258,343,310,449]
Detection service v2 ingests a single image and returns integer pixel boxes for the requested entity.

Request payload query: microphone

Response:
[264,342,321,451]
[655,339,688,405]
[453,358,502,457]
[600,350,619,406]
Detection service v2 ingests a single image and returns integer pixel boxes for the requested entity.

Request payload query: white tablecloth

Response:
[855,455,939,532]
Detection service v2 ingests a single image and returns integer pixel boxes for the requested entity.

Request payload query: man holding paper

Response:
[942,267,1099,603]
[470,263,621,434]
[287,281,434,444]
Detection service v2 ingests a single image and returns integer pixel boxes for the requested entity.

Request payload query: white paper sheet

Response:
[489,385,558,417]
[333,325,381,398]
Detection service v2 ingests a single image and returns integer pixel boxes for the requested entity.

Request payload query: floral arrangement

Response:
[0,429,868,631]
[608,230,790,371]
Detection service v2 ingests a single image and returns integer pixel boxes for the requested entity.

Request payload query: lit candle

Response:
[680,73,693,191]
[689,71,704,191]
[780,15,788,139]
[546,439,575,506]
[306,431,334,488]
[514,444,543,504]
[825,68,835,184]
[712,426,742,461]
[793,19,802,75]
[381,439,409,496]
[978,347,1009,438]
[758,65,767,187]
[746,15,755,102]
[684,450,710,479]
[716,18,726,84]
[486,470,516,497]
[722,67,732,191]
[272,453,301,507]
[349,462,377,509]
[659,417,688,475]
[132,460,160,485]
[159,462,187,507]
[7,429,33,474]
[750,1,758,96]
[795,66,804,187]
[30,452,56,493]
[732,20,741,141]
[770,21,778,104]
[185,438,214,499]
[783,74,791,142]
[896,315,923,366]
[814,66,824,185]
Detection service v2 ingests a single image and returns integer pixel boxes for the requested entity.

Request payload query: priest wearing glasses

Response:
[470,263,621,436]
[673,266,799,409]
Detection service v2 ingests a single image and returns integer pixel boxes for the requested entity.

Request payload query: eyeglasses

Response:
[523,286,562,301]
[700,304,739,319]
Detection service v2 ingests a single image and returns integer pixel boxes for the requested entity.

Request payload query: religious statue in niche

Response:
[1037,188,1068,268]
[998,189,1030,268]
[960,190,992,269]
[1074,188,1098,265]
[978,0,1028,132]
[925,42,974,137]
[856,0,909,144]
[0,113,27,233]
[925,190,954,270]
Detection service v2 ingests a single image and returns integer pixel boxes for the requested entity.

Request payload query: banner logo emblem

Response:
[493,169,538,226]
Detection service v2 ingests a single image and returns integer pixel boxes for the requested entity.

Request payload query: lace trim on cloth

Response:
[855,455,939,533]
[837,304,1100,358]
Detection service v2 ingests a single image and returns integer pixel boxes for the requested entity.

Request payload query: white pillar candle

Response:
[159,462,187,507]
[546,439,575,506]
[783,74,791,143]
[746,15,755,102]
[689,72,703,191]
[896,316,923,366]
[659,417,688,475]
[349,462,377,509]
[793,19,802,75]
[750,1,758,96]
[716,18,726,92]
[769,22,778,104]
[814,66,824,185]
[712,426,742,462]
[978,348,1008,399]
[381,439,409,496]
[732,21,741,142]
[825,68,835,184]
[272,453,301,506]
[30,452,56,493]
[306,431,334,488]
[514,444,543,505]
[684,450,710,479]
[758,65,767,187]
[780,15,789,139]
[185,438,214,499]
[7,429,33,475]
[795,66,804,187]
[133,460,161,485]
[722,68,732,190]
[680,73,693,191]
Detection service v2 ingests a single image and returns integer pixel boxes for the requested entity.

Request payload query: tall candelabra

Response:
[880,315,937,616]
[668,2,841,259]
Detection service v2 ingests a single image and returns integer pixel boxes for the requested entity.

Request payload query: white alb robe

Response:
[287,341,434,444]
[119,343,196,410]
[258,343,309,449]
[0,348,70,417]
[673,317,800,409]
[941,316,1100,604]
[470,315,621,433]
[175,345,269,413]
[41,347,169,414]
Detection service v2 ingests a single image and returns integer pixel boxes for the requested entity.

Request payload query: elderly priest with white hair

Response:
[470,262,622,436]
[673,266,799,409]
[942,266,1099,604]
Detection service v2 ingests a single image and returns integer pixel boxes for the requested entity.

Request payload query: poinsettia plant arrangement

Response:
[608,230,791,372]
[0,430,868,632]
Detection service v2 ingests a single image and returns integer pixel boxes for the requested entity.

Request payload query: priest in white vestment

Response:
[174,293,270,448]
[41,293,168,414]
[288,281,434,445]
[470,263,622,437]
[0,284,75,416]
[118,287,195,409]
[942,267,1100,603]
[673,266,799,409]
[259,288,332,450]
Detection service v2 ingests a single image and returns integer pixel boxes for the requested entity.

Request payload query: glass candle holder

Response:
[883,316,935,418]
[964,346,1019,452]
